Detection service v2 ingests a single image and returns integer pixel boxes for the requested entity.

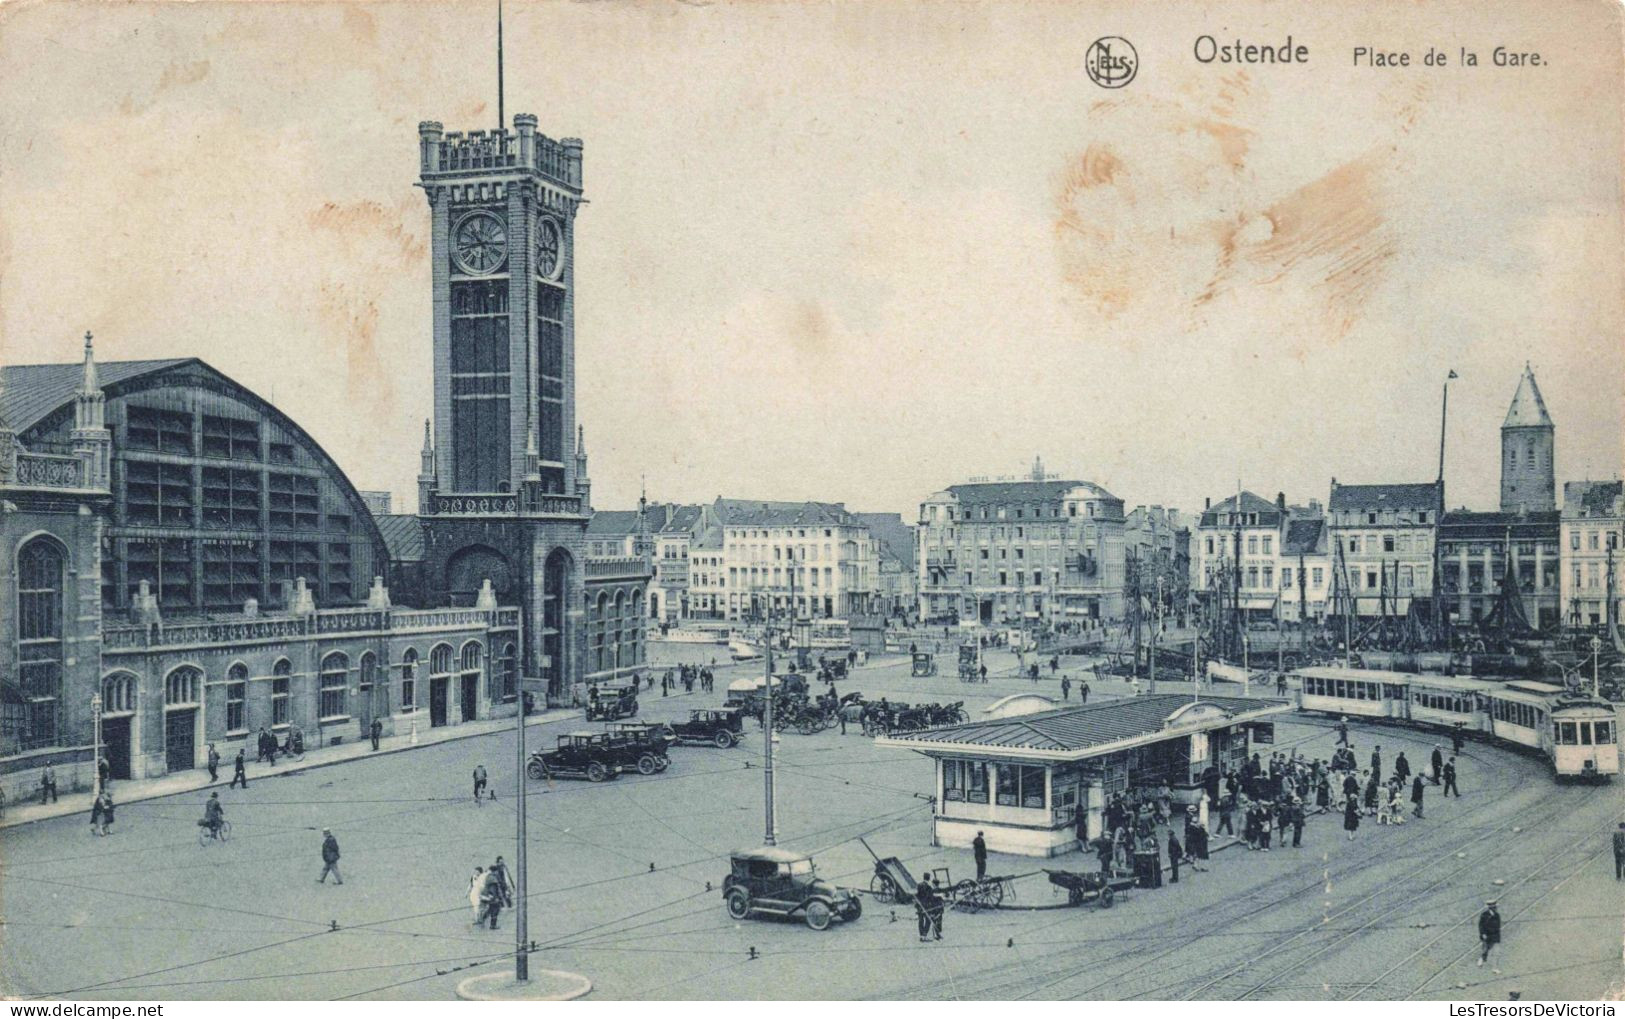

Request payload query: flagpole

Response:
[497,0,505,131]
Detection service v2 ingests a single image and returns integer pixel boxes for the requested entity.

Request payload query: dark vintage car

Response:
[721,847,862,931]
[670,708,746,748]
[527,732,624,783]
[586,684,639,722]
[605,722,674,774]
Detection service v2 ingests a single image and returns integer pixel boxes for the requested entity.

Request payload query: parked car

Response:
[586,684,639,722]
[527,732,624,783]
[605,722,674,774]
[670,708,746,748]
[721,847,863,930]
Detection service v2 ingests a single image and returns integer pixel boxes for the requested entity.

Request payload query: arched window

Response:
[499,642,517,701]
[101,673,137,715]
[319,652,349,720]
[461,640,485,700]
[359,651,385,716]
[271,658,292,725]
[400,648,418,713]
[430,643,453,679]
[166,666,202,706]
[16,537,66,750]
[226,662,249,732]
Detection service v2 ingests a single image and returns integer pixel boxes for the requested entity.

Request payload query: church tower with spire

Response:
[1500,363,1555,514]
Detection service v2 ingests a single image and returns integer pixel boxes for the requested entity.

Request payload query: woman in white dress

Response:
[469,866,487,924]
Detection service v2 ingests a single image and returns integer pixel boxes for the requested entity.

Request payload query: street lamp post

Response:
[514,663,529,982]
[91,693,102,794]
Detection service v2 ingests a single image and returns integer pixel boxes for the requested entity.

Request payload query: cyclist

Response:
[199,791,225,839]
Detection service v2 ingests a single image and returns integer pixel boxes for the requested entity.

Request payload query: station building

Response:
[878,694,1291,857]
[0,109,650,798]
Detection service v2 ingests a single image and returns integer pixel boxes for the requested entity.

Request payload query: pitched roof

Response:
[943,480,1117,505]
[1439,509,1560,539]
[1562,480,1623,518]
[880,695,1288,755]
[1503,365,1554,429]
[375,514,425,562]
[586,510,643,535]
[657,503,705,534]
[1198,491,1282,527]
[1328,482,1439,512]
[713,498,856,527]
[2,359,192,435]
[855,512,917,569]
[1282,518,1325,556]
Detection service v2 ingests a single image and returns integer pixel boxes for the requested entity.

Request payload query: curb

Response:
[455,969,592,1001]
[0,708,580,831]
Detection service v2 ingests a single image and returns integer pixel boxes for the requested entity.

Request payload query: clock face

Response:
[535,217,562,279]
[452,211,507,275]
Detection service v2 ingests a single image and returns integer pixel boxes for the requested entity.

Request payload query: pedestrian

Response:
[1336,716,1349,746]
[1343,795,1360,840]
[1079,679,1089,703]
[1410,774,1425,818]
[1394,750,1410,786]
[914,876,942,942]
[1061,676,1071,701]
[98,791,115,835]
[206,743,220,783]
[481,868,503,929]
[1451,726,1465,756]
[89,789,104,834]
[40,762,58,804]
[97,756,111,790]
[1387,783,1407,826]
[1443,757,1459,797]
[473,763,488,803]
[468,866,486,923]
[317,828,343,884]
[230,749,248,790]
[1370,745,1382,785]
[370,718,382,751]
[972,830,987,881]
[1167,830,1182,884]
[1364,772,1380,816]
[978,663,988,684]
[1217,791,1235,836]
[491,856,514,908]
[1477,900,1501,968]
[1431,744,1444,784]
[1185,809,1209,869]
[1290,798,1305,847]
[1612,822,1625,881]
[1258,805,1273,852]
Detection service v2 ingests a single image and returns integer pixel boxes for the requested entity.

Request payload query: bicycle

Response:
[198,819,232,847]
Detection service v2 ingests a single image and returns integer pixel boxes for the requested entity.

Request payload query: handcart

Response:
[1043,867,1134,909]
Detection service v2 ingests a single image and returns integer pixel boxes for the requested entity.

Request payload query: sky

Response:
[2,0,1621,519]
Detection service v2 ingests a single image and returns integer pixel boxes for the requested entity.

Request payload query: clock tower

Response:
[416,115,592,701]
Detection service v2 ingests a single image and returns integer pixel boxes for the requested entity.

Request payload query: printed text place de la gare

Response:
[1194,35,1308,63]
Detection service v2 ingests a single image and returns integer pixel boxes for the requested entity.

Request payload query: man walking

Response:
[39,762,57,804]
[1060,676,1071,701]
[369,718,382,751]
[206,743,220,783]
[1167,829,1182,884]
[1431,744,1444,785]
[317,828,343,885]
[473,763,488,803]
[1612,822,1625,881]
[1336,717,1350,746]
[1370,745,1382,785]
[1393,750,1410,787]
[972,830,987,881]
[230,748,248,790]
[1442,757,1459,797]
[1079,678,1090,704]
[1410,773,1425,818]
[914,876,943,942]
[1477,900,1501,968]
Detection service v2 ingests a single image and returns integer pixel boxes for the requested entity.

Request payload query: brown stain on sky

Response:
[118,58,210,115]
[316,280,393,418]
[308,200,426,265]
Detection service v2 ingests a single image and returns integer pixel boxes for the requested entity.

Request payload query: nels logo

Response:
[1086,36,1138,89]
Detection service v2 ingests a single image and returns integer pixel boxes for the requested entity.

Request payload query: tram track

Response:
[886,720,1545,1001]
[1165,782,1591,1000]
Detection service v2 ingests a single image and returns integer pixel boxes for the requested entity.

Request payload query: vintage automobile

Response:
[605,721,674,774]
[670,708,746,748]
[721,846,863,931]
[526,732,624,783]
[585,684,639,722]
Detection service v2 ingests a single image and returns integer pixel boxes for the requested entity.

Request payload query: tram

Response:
[1290,665,1619,781]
